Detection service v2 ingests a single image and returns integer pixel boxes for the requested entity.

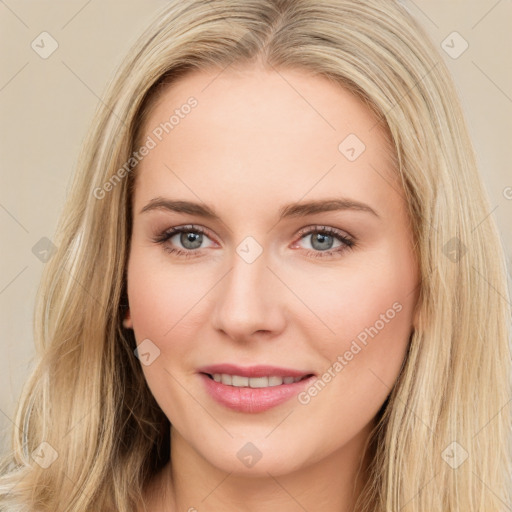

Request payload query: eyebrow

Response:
[140,197,380,220]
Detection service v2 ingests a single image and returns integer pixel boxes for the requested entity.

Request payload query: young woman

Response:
[1,1,510,510]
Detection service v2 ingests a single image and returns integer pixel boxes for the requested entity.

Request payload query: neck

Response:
[149,422,374,512]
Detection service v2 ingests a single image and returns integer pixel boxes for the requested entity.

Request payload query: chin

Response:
[201,441,310,477]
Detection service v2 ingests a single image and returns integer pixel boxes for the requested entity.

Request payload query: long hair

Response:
[1,1,510,510]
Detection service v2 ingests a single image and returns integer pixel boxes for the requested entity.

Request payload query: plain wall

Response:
[1,0,511,457]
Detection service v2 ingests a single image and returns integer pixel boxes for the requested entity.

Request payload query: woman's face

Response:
[125,64,420,476]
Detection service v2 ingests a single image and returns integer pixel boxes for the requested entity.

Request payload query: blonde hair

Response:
[1,0,510,510]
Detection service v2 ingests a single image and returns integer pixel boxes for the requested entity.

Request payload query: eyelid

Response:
[294,224,353,242]
[152,224,218,245]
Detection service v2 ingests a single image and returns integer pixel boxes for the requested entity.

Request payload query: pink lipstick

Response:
[197,364,316,413]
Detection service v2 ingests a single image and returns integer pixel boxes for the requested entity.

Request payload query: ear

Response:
[123,307,133,329]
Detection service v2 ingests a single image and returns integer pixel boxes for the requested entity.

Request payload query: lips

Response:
[197,363,316,413]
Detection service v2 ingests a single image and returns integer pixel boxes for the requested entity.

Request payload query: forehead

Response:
[133,65,399,217]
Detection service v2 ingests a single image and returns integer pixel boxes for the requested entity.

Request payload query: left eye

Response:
[298,230,345,251]
[293,226,355,257]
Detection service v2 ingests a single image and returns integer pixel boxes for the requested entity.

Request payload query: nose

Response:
[211,248,287,342]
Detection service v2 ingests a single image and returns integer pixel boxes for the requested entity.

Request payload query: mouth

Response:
[201,372,315,388]
[197,365,317,413]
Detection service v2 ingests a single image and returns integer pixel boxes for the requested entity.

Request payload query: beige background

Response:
[0,0,511,456]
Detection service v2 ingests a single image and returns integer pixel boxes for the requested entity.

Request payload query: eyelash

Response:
[152,224,355,260]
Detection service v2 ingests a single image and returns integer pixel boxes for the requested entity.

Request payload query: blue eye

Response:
[295,226,355,258]
[153,224,355,259]
[152,224,214,258]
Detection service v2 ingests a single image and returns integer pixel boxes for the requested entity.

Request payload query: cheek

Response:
[125,250,206,422]
[289,249,416,349]
[126,246,203,339]
[127,271,173,341]
[286,248,417,417]
[292,253,415,438]
[126,248,222,392]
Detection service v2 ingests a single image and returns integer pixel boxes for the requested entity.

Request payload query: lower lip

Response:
[199,373,316,413]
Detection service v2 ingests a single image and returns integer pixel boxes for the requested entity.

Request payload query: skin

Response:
[124,63,420,512]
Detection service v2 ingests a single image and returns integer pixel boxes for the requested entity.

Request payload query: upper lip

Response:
[197,364,315,378]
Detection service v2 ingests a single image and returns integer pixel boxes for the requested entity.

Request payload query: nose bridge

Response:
[212,246,284,339]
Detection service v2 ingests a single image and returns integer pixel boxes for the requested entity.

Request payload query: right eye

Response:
[152,224,217,258]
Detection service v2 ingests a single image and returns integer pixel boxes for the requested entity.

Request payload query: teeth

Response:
[210,373,306,388]
[249,376,268,388]
[268,376,284,386]
[232,375,249,387]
